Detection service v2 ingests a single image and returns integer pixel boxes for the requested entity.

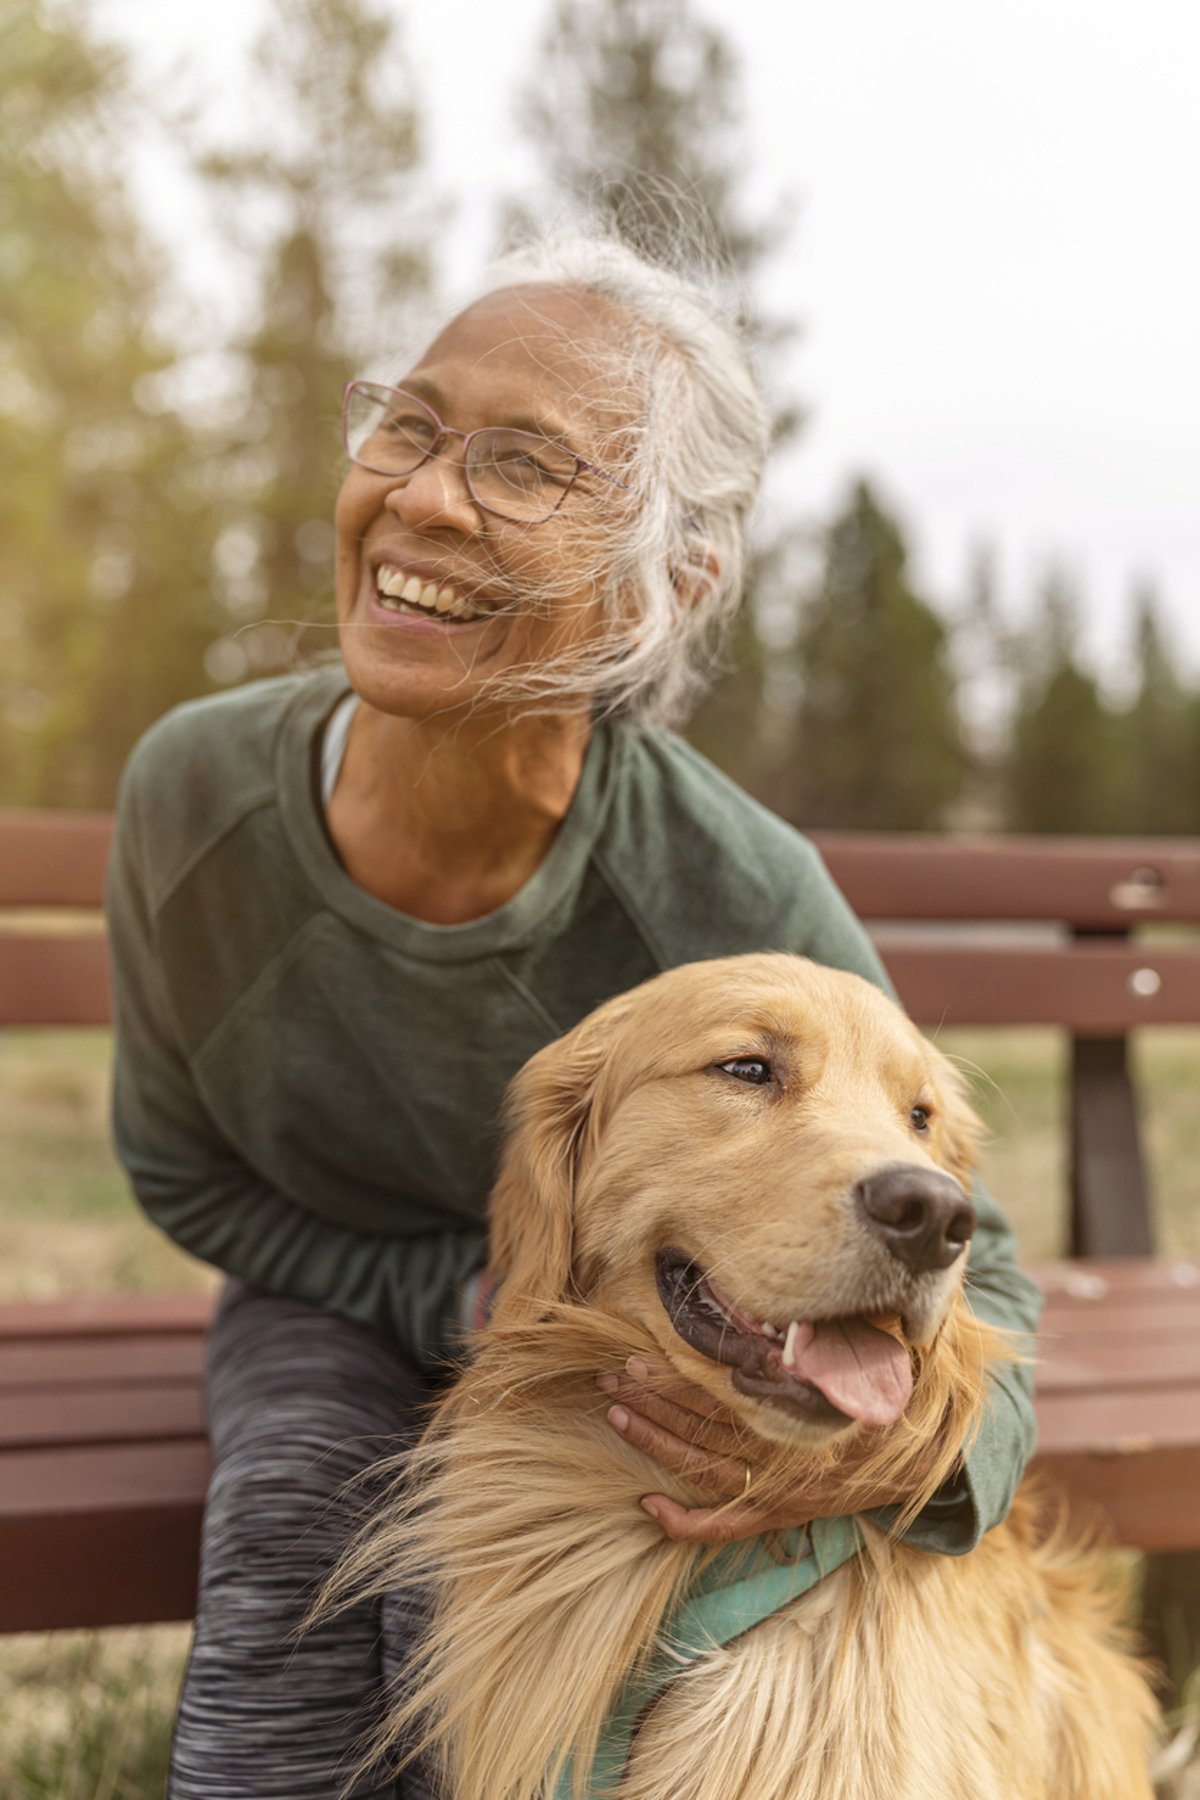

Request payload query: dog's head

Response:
[488,954,985,1449]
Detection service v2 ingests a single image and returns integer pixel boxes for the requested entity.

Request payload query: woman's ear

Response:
[486,996,633,1329]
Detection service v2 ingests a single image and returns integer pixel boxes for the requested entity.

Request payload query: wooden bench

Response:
[2,809,1199,1632]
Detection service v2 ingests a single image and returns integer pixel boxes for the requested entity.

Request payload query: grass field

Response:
[2,1025,1199,1795]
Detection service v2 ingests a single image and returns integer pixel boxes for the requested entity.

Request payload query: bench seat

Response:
[3,1266,1199,1633]
[0,1294,212,1631]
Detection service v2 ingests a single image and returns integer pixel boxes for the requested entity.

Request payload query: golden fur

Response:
[331,953,1160,1799]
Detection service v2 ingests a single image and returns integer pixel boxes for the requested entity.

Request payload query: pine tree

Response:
[777,480,966,831]
[0,0,223,804]
[1117,583,1195,834]
[1004,570,1123,833]
[514,0,800,784]
[194,0,431,679]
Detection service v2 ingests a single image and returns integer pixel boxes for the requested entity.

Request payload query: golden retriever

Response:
[337,953,1159,1800]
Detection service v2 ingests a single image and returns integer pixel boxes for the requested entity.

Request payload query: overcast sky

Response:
[94,0,1200,688]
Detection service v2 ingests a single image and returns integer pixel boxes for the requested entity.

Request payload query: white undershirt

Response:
[320,691,361,808]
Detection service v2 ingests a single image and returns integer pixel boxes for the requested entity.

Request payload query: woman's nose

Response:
[382,450,481,531]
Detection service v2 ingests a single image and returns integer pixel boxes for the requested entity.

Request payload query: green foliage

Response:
[1115,585,1198,834]
[0,0,223,805]
[778,480,967,830]
[1005,570,1126,833]
[193,0,432,681]
[517,0,790,328]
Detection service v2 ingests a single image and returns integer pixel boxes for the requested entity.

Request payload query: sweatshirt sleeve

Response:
[106,755,484,1369]
[795,844,1043,1552]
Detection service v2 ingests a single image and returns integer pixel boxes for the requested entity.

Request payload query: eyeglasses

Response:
[342,381,630,525]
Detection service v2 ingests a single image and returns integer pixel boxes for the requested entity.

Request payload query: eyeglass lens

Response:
[344,384,579,522]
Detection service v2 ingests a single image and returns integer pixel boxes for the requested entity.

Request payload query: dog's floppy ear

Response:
[487,994,634,1329]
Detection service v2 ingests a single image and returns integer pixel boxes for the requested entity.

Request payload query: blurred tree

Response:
[514,0,800,788]
[1115,583,1196,834]
[1004,570,1124,833]
[0,0,223,804]
[777,480,966,830]
[945,543,1008,827]
[193,0,431,679]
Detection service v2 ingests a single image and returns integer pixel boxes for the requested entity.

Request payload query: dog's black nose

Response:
[855,1165,976,1271]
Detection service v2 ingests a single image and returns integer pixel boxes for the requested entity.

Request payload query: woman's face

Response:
[334,283,636,723]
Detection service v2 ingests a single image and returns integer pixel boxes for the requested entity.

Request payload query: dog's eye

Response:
[910,1105,932,1133]
[716,1057,772,1085]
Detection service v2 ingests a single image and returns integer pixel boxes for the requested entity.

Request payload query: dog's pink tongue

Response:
[785,1318,912,1426]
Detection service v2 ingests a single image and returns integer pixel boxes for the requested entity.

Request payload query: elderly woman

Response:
[107,232,1040,1800]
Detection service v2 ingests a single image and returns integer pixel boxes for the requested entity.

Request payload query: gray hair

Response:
[376,223,770,729]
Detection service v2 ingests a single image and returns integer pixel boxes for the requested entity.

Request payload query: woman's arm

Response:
[107,757,484,1367]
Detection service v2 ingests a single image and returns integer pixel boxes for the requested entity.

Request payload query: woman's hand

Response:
[598,1353,925,1545]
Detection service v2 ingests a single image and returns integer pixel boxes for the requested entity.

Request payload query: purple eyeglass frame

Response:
[342,380,631,524]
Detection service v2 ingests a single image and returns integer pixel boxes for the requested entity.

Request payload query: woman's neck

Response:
[325,701,594,924]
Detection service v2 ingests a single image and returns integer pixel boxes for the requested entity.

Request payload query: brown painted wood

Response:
[0,1383,205,1449]
[1034,1258,1200,1298]
[812,832,1200,926]
[0,1335,206,1392]
[1035,1386,1200,1455]
[0,1291,215,1338]
[0,1441,208,1631]
[877,940,1200,1031]
[1036,1336,1200,1391]
[1033,1446,1200,1552]
[1033,1302,1200,1342]
[0,932,112,1025]
[0,809,113,908]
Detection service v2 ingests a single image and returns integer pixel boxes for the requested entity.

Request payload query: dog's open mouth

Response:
[655,1247,914,1429]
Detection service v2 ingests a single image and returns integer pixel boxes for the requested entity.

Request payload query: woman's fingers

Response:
[598,1368,744,1461]
[639,1493,807,1545]
[603,1390,754,1492]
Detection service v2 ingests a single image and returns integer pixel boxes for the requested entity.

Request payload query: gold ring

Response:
[741,1461,754,1499]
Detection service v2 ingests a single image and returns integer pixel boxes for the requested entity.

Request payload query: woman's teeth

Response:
[375,564,488,622]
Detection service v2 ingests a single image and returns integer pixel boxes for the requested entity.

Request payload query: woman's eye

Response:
[716,1057,772,1085]
[910,1105,932,1133]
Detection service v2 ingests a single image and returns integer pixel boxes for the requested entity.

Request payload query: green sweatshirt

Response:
[107,664,1041,1552]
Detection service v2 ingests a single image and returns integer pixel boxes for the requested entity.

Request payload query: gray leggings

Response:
[168,1281,443,1800]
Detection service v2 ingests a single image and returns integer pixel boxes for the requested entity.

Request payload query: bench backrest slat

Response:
[811,832,1200,925]
[880,942,1200,1032]
[0,934,111,1026]
[0,811,113,909]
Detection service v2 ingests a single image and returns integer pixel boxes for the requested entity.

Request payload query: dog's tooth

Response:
[761,1321,780,1340]
[782,1319,813,1370]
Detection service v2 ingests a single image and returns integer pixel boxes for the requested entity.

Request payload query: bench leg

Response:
[1069,1037,1155,1257]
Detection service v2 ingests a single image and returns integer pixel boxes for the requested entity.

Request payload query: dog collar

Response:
[555,1513,865,1797]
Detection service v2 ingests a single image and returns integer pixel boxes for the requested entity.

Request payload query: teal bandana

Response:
[554,1513,865,1798]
